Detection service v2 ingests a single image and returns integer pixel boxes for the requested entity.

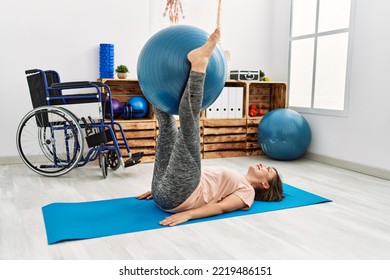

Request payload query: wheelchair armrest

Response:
[91,82,105,87]
[47,80,110,105]
[48,81,109,104]
[51,81,92,88]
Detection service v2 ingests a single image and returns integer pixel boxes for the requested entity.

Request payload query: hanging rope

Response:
[216,0,222,29]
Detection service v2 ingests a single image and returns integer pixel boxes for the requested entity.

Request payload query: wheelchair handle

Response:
[25,69,40,75]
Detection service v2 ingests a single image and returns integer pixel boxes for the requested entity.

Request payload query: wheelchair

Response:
[16,69,143,178]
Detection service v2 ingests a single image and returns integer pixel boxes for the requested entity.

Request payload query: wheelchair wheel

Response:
[107,150,120,170]
[100,153,108,178]
[16,106,84,177]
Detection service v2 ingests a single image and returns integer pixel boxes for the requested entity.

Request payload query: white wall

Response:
[270,0,291,81]
[299,0,390,176]
[0,0,270,160]
[267,0,390,177]
[149,0,274,74]
[0,0,150,159]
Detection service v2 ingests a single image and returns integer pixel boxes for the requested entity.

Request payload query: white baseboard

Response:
[304,152,390,181]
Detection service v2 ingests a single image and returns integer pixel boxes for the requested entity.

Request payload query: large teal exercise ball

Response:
[258,109,312,160]
[137,25,227,115]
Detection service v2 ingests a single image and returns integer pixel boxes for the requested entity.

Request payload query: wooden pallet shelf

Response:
[116,119,156,163]
[99,79,287,162]
[246,117,263,156]
[203,118,247,159]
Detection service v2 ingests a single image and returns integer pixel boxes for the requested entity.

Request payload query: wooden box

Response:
[246,118,264,156]
[97,79,288,163]
[247,82,287,118]
[202,119,247,159]
[99,79,154,120]
[118,120,156,163]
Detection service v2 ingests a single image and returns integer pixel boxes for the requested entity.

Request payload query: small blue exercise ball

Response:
[137,25,227,115]
[258,109,311,160]
[124,96,149,119]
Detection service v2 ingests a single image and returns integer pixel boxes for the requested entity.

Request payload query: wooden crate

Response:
[247,82,287,118]
[96,79,287,163]
[117,120,156,163]
[203,119,247,159]
[99,79,154,120]
[245,82,286,156]
[246,118,264,156]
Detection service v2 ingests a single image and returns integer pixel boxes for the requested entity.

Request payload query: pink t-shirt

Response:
[167,166,255,213]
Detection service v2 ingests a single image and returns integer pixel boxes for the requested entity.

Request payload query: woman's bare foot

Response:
[187,28,221,73]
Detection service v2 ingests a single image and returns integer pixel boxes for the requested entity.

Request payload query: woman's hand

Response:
[159,194,246,226]
[160,212,192,227]
[136,190,153,200]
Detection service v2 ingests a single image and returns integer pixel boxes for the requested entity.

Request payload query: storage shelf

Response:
[98,79,287,161]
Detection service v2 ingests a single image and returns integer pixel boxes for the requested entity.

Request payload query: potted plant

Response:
[259,70,265,81]
[116,65,129,79]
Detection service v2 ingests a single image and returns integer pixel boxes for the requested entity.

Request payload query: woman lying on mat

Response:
[137,28,283,226]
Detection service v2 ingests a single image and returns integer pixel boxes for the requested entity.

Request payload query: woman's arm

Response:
[159,194,246,227]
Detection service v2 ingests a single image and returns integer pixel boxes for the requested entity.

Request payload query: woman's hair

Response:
[254,168,284,202]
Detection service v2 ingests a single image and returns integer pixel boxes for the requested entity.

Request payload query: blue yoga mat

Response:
[42,184,331,245]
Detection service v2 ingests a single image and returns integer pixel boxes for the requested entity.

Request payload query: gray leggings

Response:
[151,71,205,210]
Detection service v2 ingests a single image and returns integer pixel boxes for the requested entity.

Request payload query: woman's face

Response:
[246,163,277,189]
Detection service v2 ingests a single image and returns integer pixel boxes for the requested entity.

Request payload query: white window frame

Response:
[287,0,356,117]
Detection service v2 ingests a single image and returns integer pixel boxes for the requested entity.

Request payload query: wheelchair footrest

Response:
[124,152,144,168]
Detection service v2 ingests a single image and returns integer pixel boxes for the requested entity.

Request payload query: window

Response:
[288,0,355,115]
